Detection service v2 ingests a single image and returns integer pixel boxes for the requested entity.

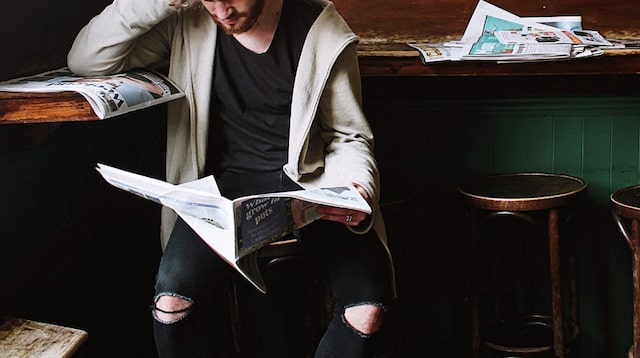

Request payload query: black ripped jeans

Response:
[152,170,394,357]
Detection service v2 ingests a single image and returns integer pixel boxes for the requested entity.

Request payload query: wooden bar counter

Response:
[2,44,639,124]
[1,0,640,123]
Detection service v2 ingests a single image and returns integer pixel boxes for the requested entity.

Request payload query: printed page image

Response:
[0,67,185,119]
[407,43,462,63]
[51,71,176,113]
[468,15,523,56]
[162,195,230,230]
[237,197,296,253]
[524,16,583,31]
[293,186,371,213]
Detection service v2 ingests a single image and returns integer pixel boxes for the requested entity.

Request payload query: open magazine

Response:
[460,1,579,61]
[0,67,184,119]
[409,0,611,63]
[95,163,371,293]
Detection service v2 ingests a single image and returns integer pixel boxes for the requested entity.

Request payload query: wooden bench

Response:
[0,317,88,357]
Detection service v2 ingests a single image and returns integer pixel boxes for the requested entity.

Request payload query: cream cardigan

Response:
[68,0,389,259]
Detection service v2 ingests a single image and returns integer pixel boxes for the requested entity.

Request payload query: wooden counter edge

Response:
[0,91,99,124]
[357,42,640,76]
[2,42,640,124]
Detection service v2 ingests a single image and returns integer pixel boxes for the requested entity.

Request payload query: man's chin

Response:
[213,17,257,35]
[219,24,236,35]
[215,22,240,35]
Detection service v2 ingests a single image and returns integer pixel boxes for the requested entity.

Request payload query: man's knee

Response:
[343,304,384,336]
[152,293,194,324]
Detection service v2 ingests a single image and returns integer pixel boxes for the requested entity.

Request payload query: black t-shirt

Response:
[207,0,322,175]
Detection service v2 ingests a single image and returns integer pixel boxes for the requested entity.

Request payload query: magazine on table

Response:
[407,0,612,63]
[459,0,580,61]
[95,163,371,293]
[0,67,184,119]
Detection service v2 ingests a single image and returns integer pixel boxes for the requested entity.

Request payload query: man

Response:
[68,0,395,356]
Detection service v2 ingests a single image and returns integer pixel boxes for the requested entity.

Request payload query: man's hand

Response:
[316,182,371,226]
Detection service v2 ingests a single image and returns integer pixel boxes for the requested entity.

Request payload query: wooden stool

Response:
[611,185,640,358]
[0,317,88,357]
[226,238,331,357]
[459,173,587,358]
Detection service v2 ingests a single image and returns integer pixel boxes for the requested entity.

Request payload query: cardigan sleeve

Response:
[317,42,379,204]
[67,0,178,75]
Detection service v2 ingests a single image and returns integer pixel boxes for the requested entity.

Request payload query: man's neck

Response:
[233,0,284,54]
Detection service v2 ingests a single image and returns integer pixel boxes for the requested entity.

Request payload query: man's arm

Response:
[318,42,379,203]
[313,42,380,229]
[68,0,178,76]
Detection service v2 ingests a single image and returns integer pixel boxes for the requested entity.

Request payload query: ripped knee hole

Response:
[152,294,194,324]
[343,304,385,336]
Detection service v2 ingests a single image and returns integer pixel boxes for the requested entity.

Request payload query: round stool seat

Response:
[611,185,640,220]
[459,173,587,212]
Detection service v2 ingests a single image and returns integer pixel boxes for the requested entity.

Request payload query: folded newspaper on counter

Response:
[409,0,612,63]
[96,163,371,293]
[0,67,184,119]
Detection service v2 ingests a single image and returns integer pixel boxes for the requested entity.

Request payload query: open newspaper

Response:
[0,67,184,119]
[409,0,610,63]
[96,163,371,293]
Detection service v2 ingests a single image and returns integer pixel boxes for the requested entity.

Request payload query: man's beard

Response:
[213,0,265,35]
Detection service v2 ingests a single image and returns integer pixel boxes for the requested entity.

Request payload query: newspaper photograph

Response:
[0,67,185,119]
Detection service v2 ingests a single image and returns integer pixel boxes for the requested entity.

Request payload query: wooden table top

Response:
[0,317,88,358]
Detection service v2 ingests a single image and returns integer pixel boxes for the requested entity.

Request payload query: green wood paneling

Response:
[611,116,640,189]
[450,97,640,202]
[552,115,584,178]
[466,97,640,358]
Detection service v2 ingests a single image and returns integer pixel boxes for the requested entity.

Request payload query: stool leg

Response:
[632,220,640,358]
[469,208,481,358]
[549,208,565,358]
[568,209,579,330]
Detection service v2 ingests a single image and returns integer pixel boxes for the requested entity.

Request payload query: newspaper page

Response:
[0,67,185,119]
[95,163,371,293]
[525,16,583,32]
[407,43,464,63]
[525,16,613,47]
[493,30,580,45]
[493,29,611,47]
[459,1,576,61]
